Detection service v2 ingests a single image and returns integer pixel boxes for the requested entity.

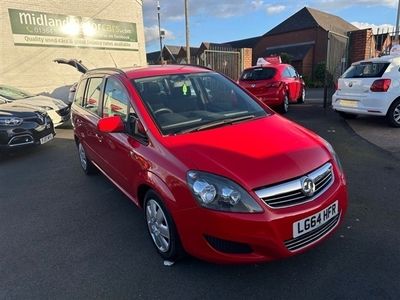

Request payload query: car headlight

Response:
[322,139,344,174]
[187,171,263,213]
[0,117,23,126]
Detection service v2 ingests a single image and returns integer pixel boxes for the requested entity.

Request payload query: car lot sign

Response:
[8,8,138,51]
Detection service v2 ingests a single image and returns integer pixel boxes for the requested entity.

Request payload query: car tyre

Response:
[280,94,289,114]
[144,190,184,261]
[387,98,400,128]
[297,88,306,104]
[77,141,97,175]
[338,111,357,119]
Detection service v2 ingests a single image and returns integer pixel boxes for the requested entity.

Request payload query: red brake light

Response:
[370,79,391,92]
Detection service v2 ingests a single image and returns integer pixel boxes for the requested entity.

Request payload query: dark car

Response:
[0,101,55,150]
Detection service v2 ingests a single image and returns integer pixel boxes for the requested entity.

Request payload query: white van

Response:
[332,55,400,127]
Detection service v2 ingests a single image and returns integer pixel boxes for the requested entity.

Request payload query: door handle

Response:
[95,133,103,143]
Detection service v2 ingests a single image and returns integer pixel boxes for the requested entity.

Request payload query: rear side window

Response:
[283,68,292,78]
[343,62,390,78]
[85,78,103,115]
[287,67,297,78]
[74,80,87,106]
[240,68,276,81]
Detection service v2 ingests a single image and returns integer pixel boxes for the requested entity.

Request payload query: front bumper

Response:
[0,119,55,150]
[174,175,348,264]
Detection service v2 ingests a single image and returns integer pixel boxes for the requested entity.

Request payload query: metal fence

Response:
[374,27,399,56]
[197,46,241,80]
[324,31,349,107]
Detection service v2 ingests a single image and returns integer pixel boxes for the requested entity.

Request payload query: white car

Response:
[0,85,70,127]
[332,55,400,127]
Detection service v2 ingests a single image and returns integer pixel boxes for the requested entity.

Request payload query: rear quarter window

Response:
[343,62,390,78]
[74,80,87,106]
[240,68,276,81]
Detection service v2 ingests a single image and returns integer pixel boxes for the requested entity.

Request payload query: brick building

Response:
[0,0,146,98]
[252,7,358,79]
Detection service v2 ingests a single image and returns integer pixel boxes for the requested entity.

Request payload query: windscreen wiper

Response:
[180,114,256,134]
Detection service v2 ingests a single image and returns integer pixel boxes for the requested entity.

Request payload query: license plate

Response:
[40,133,54,144]
[339,99,358,107]
[293,201,339,238]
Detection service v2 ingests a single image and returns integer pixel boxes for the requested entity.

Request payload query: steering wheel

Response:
[153,108,174,115]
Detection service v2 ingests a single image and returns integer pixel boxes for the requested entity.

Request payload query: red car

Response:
[238,63,306,113]
[72,65,347,264]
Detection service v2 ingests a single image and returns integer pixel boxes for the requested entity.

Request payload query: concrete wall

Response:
[0,0,146,99]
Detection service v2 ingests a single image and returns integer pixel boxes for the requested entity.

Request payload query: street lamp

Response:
[157,1,164,64]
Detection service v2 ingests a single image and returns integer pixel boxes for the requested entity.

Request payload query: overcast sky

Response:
[143,0,398,52]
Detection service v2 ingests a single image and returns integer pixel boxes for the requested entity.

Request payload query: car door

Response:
[286,67,300,101]
[80,77,105,167]
[96,76,146,196]
[72,76,103,166]
[289,66,302,100]
[282,67,296,101]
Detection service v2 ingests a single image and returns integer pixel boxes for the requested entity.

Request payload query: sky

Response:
[143,0,399,53]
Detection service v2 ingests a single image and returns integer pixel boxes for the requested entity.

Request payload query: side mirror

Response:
[97,116,125,133]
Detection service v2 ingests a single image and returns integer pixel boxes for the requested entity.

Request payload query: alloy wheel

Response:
[146,199,170,253]
[393,103,400,125]
[284,96,289,112]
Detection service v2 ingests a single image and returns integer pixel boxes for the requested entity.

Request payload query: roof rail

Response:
[87,67,127,76]
[164,63,214,71]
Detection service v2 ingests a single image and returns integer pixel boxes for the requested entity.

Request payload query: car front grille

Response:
[284,213,341,251]
[254,162,334,209]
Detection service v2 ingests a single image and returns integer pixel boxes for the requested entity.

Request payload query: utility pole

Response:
[184,0,190,64]
[157,1,164,64]
[395,0,400,44]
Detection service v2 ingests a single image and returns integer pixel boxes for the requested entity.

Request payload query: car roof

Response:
[354,55,400,65]
[85,65,213,79]
[243,64,288,72]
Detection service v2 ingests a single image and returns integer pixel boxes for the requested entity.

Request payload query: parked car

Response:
[72,65,347,264]
[0,100,55,150]
[54,58,88,104]
[332,55,400,127]
[238,62,306,114]
[0,85,70,127]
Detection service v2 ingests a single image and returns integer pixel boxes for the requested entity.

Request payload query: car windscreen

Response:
[240,68,276,81]
[132,72,268,135]
[0,86,34,100]
[342,62,390,78]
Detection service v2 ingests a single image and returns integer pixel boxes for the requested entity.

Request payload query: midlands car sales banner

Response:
[8,8,138,51]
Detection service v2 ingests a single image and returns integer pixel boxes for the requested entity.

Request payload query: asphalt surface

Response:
[1,104,399,299]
